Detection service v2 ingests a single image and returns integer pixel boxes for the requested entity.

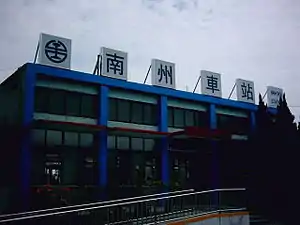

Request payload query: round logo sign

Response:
[45,40,68,63]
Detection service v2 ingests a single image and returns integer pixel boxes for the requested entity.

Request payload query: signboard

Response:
[151,59,176,89]
[38,33,71,69]
[101,47,128,80]
[236,79,255,104]
[200,70,222,98]
[266,86,283,108]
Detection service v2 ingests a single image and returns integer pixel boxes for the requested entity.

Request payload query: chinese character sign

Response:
[38,33,72,69]
[236,79,255,104]
[151,59,176,89]
[266,86,283,108]
[200,70,222,97]
[101,47,128,80]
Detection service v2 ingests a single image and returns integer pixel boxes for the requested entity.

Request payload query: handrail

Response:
[0,189,194,218]
[0,188,245,223]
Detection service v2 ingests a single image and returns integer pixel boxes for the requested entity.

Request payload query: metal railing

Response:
[0,189,194,219]
[0,188,246,225]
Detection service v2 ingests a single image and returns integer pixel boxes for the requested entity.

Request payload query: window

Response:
[168,106,209,128]
[49,90,65,115]
[131,102,143,124]
[117,99,130,122]
[144,104,156,125]
[64,132,79,147]
[34,87,98,118]
[217,114,250,134]
[81,95,97,118]
[65,92,81,116]
[117,136,130,150]
[46,130,63,147]
[144,139,155,151]
[185,110,195,127]
[108,135,116,149]
[174,108,185,128]
[32,129,46,146]
[109,98,117,121]
[109,98,157,125]
[131,138,143,151]
[79,133,94,148]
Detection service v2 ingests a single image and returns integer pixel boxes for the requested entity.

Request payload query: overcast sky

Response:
[1,0,300,120]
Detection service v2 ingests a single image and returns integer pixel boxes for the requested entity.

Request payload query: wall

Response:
[0,68,24,213]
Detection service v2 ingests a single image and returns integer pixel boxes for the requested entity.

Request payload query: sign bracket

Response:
[192,75,202,93]
[143,65,152,84]
[228,83,237,99]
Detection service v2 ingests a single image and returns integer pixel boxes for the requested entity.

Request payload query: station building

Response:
[0,63,275,211]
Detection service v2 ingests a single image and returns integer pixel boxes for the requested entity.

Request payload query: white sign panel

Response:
[38,33,71,69]
[200,70,222,98]
[151,59,176,89]
[266,86,283,108]
[236,78,255,104]
[101,47,128,80]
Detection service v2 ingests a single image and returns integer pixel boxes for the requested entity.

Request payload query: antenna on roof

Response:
[93,54,102,75]
[192,75,201,93]
[228,83,237,99]
[33,41,40,64]
[143,65,152,84]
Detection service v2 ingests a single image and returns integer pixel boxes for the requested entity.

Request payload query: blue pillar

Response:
[159,96,169,189]
[98,85,109,199]
[210,104,219,206]
[22,64,36,210]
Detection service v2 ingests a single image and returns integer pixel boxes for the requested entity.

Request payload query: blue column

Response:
[98,85,109,199]
[159,96,169,189]
[22,64,36,210]
[210,104,219,206]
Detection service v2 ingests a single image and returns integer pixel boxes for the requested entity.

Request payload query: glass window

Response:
[117,100,130,122]
[195,112,209,127]
[144,104,156,125]
[46,130,63,147]
[168,108,174,127]
[32,129,46,146]
[185,110,195,127]
[173,108,185,128]
[144,139,155,151]
[131,137,143,151]
[131,102,143,124]
[108,136,116,149]
[64,132,79,147]
[117,136,130,150]
[109,98,117,121]
[81,94,97,118]
[35,87,50,112]
[79,133,94,148]
[49,90,65,115]
[65,92,81,116]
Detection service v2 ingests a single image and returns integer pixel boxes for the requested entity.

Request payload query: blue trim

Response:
[159,96,169,187]
[98,86,109,188]
[29,63,258,111]
[21,64,36,209]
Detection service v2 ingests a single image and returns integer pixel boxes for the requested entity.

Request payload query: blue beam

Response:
[21,64,36,210]
[29,63,258,111]
[98,86,109,190]
[159,96,169,188]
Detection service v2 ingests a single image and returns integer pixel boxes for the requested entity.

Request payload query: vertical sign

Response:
[151,59,176,89]
[200,70,222,97]
[236,79,255,104]
[266,86,283,108]
[38,33,72,69]
[101,47,128,81]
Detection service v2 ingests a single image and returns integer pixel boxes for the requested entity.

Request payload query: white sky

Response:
[1,0,300,120]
